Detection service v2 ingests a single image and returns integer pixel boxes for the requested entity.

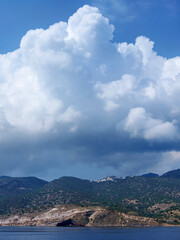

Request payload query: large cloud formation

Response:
[0,5,180,179]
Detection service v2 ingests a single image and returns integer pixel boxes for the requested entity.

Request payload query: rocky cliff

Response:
[0,205,159,227]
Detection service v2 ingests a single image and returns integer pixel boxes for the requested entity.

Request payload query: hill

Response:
[0,176,48,198]
[141,173,159,178]
[161,169,180,179]
[0,170,180,225]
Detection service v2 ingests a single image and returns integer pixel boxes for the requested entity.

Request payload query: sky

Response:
[0,0,180,180]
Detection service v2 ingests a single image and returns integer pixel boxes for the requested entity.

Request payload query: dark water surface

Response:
[0,226,179,240]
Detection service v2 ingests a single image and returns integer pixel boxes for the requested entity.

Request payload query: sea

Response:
[0,226,179,240]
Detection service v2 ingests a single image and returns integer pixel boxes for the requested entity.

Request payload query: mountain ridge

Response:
[0,169,180,226]
[1,168,179,183]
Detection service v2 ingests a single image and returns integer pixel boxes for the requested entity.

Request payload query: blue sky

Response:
[0,0,180,57]
[0,0,180,180]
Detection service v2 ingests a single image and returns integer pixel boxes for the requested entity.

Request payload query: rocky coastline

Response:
[0,205,160,227]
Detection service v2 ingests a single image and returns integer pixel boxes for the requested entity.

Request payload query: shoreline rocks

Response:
[0,205,160,227]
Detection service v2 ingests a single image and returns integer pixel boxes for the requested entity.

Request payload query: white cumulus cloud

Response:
[124,107,177,141]
[0,5,180,177]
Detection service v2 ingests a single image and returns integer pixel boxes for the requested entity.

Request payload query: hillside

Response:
[141,173,159,178]
[0,205,159,227]
[0,170,180,226]
[161,169,180,179]
[0,176,48,198]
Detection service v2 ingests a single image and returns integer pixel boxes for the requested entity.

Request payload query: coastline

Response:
[0,205,163,228]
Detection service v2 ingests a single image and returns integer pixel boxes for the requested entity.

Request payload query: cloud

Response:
[124,107,177,141]
[0,5,180,179]
[95,74,135,111]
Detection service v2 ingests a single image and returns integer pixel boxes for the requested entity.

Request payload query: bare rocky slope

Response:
[0,205,159,227]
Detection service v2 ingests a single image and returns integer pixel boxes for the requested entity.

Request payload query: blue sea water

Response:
[0,227,179,240]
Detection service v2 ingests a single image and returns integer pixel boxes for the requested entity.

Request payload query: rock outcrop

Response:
[0,205,159,227]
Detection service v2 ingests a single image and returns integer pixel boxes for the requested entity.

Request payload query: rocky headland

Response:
[0,205,160,227]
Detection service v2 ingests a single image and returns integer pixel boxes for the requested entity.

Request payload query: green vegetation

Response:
[0,170,180,225]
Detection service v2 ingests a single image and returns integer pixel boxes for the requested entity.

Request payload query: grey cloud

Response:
[0,5,180,179]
